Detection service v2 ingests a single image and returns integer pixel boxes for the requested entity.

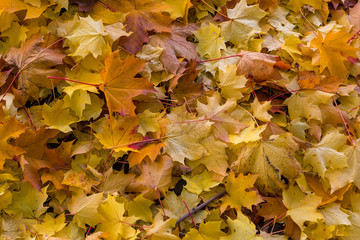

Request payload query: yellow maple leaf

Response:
[164,105,212,164]
[184,221,226,240]
[220,172,263,212]
[193,22,226,59]
[240,133,302,194]
[163,0,192,21]
[283,183,324,228]
[310,30,357,78]
[41,100,78,133]
[221,212,262,240]
[0,111,26,169]
[182,170,220,195]
[94,115,143,153]
[97,196,138,240]
[250,98,273,122]
[33,213,67,236]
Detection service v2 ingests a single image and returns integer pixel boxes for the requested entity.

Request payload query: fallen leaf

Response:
[236,50,283,81]
[99,51,156,116]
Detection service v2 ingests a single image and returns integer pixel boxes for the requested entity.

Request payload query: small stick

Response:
[176,190,226,225]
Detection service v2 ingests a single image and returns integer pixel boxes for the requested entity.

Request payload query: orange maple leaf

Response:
[99,51,156,116]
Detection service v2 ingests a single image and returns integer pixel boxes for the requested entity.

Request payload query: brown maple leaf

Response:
[117,0,172,53]
[127,155,173,200]
[149,23,199,74]
[171,61,204,106]
[297,71,344,93]
[99,51,156,116]
[237,50,283,82]
[5,33,65,100]
[14,128,70,190]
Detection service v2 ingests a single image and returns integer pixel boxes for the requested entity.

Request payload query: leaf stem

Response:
[333,97,355,145]
[347,29,360,43]
[268,89,300,101]
[155,187,167,219]
[100,149,114,173]
[182,199,197,229]
[47,76,100,87]
[23,106,37,131]
[176,190,226,225]
[197,54,243,64]
[98,0,116,12]
[200,0,231,20]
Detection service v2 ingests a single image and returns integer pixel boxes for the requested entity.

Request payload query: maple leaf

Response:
[94,115,144,152]
[325,139,360,192]
[194,22,226,59]
[182,170,220,195]
[310,30,358,78]
[41,99,79,133]
[197,92,247,142]
[67,189,103,228]
[62,169,101,193]
[305,173,351,207]
[287,0,329,21]
[137,110,165,136]
[240,133,302,194]
[221,0,267,48]
[99,168,136,194]
[128,142,164,167]
[349,2,360,30]
[183,221,227,240]
[258,197,288,221]
[97,195,138,240]
[6,183,48,219]
[303,130,348,178]
[65,15,108,59]
[221,212,262,240]
[0,0,53,19]
[14,128,66,190]
[217,64,249,100]
[145,212,179,240]
[283,90,333,121]
[297,71,344,93]
[163,190,205,226]
[236,50,282,81]
[127,156,173,200]
[99,51,156,116]
[250,98,273,122]
[0,112,26,169]
[126,194,154,222]
[283,183,324,228]
[220,172,263,212]
[5,33,65,99]
[149,23,199,73]
[163,0,192,21]
[189,135,229,178]
[171,61,204,105]
[164,105,212,164]
[33,213,67,236]
[118,0,172,54]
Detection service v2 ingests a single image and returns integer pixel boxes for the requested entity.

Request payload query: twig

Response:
[333,97,355,145]
[176,190,226,225]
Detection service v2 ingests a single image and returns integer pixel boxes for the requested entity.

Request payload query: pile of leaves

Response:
[2,0,360,239]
